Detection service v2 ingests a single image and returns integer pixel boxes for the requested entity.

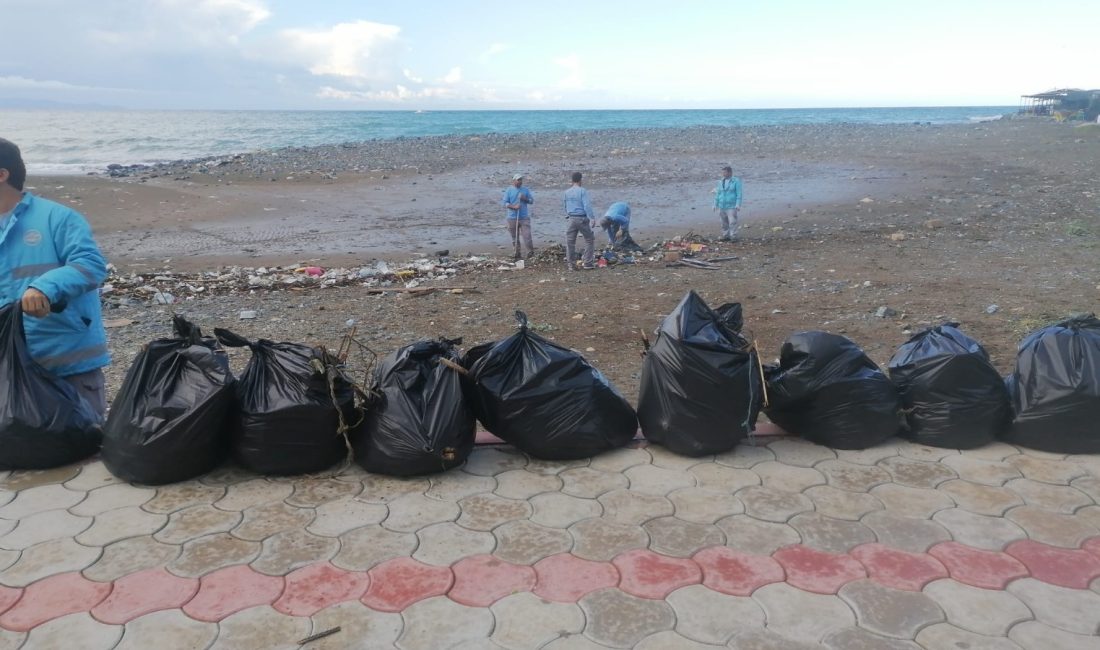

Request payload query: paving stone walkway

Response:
[1,436,1100,648]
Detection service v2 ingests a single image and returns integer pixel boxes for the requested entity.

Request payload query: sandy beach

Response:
[24,119,1100,403]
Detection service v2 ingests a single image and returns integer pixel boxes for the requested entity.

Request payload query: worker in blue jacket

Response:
[598,201,632,249]
[0,138,110,420]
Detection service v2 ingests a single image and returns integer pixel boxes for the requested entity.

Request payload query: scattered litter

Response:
[239,310,258,320]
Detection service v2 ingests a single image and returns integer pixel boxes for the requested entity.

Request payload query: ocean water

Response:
[1,106,1013,174]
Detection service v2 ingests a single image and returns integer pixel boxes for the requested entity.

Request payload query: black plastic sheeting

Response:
[637,291,762,456]
[0,303,101,470]
[215,329,357,475]
[765,331,901,450]
[464,311,638,460]
[1002,314,1100,453]
[355,338,475,476]
[102,316,235,484]
[888,323,1010,449]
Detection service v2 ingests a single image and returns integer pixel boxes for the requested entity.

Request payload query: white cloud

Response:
[317,84,456,103]
[554,54,584,90]
[479,43,510,63]
[87,0,270,51]
[276,21,403,82]
[403,69,423,84]
[0,76,124,92]
[442,67,462,84]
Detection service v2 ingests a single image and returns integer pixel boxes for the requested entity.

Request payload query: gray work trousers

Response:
[64,368,107,423]
[507,218,534,258]
[719,208,740,239]
[565,217,595,267]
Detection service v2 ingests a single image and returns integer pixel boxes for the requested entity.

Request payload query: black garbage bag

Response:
[0,303,101,470]
[765,331,901,449]
[1002,314,1100,453]
[463,311,637,460]
[637,291,762,456]
[102,316,235,484]
[215,329,359,475]
[354,338,475,476]
[888,323,1010,449]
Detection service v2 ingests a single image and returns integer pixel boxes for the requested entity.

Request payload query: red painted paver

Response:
[1083,537,1100,559]
[0,586,22,616]
[90,568,198,625]
[533,554,620,602]
[773,545,866,594]
[851,543,948,592]
[0,572,112,632]
[272,562,370,617]
[928,542,1029,590]
[361,558,453,612]
[693,547,784,596]
[449,555,537,607]
[1005,539,1100,590]
[182,565,285,622]
[613,549,702,600]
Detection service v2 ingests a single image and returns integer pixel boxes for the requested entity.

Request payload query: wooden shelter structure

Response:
[1020,88,1100,118]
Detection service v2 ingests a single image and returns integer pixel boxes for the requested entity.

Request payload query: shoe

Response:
[719,235,732,242]
[581,263,596,270]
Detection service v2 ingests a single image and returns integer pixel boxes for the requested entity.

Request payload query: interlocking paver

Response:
[414,522,496,566]
[309,600,403,650]
[526,457,589,475]
[305,496,387,538]
[1,538,101,586]
[357,474,429,504]
[0,549,14,573]
[860,511,951,553]
[213,478,293,511]
[803,485,883,521]
[940,455,1023,486]
[333,525,417,571]
[457,493,532,531]
[1006,455,1087,485]
[668,487,743,524]
[568,518,647,562]
[1005,539,1100,588]
[361,558,453,612]
[0,466,80,491]
[90,567,198,624]
[271,562,369,616]
[1006,505,1098,547]
[688,463,759,493]
[0,509,92,550]
[197,465,254,486]
[171,532,262,578]
[869,483,954,519]
[493,469,563,500]
[70,483,155,517]
[613,549,701,599]
[737,486,813,522]
[823,627,921,650]
[75,506,167,546]
[932,508,1027,550]
[667,584,764,644]
[0,483,84,519]
[495,519,574,564]
[397,595,495,650]
[588,447,651,472]
[645,445,706,471]
[1008,620,1100,650]
[753,461,826,492]
[463,448,528,476]
[713,443,775,469]
[923,579,1032,636]
[155,504,242,544]
[63,462,123,492]
[560,467,629,498]
[624,464,696,495]
[1008,577,1100,635]
[927,541,1028,589]
[115,609,219,650]
[692,547,783,596]
[141,481,226,514]
[833,442,900,466]
[788,513,875,554]
[636,630,722,648]
[643,516,724,557]
[533,553,618,602]
[579,588,675,648]
[449,555,536,606]
[1072,475,1100,501]
[19,612,120,650]
[251,529,339,575]
[0,571,111,631]
[597,489,674,525]
[851,543,948,591]
[233,501,316,542]
[530,492,603,528]
[0,586,20,616]
[940,479,1024,516]
[83,535,180,582]
[1004,478,1093,513]
[898,443,959,462]
[915,623,1023,650]
[423,471,496,502]
[837,579,943,639]
[284,477,362,507]
[817,459,893,492]
[767,438,836,467]
[490,592,585,649]
[964,441,1020,461]
[183,564,285,622]
[879,456,957,489]
[210,604,311,650]
[730,628,821,649]
[716,515,801,553]
[751,582,856,642]
[382,492,460,533]
[773,544,866,594]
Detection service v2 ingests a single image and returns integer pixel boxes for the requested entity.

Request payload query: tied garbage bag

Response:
[765,331,901,449]
[888,323,1010,449]
[0,303,101,470]
[102,316,235,484]
[355,338,475,476]
[464,311,637,460]
[215,329,358,475]
[637,291,762,456]
[1002,314,1100,453]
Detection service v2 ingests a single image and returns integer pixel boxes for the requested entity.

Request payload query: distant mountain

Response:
[0,98,125,110]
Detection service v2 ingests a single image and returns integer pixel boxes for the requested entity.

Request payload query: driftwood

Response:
[362,285,478,295]
[665,259,721,270]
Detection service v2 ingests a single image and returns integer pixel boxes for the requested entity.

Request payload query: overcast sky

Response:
[3,0,1097,110]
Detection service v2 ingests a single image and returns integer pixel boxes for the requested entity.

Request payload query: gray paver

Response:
[309,601,403,650]
[1008,620,1100,650]
[569,518,647,561]
[833,442,901,466]
[463,448,528,476]
[716,515,801,553]
[668,487,743,524]
[211,605,310,650]
[788,513,876,554]
[587,447,651,473]
[766,438,836,467]
[307,497,388,537]
[667,584,764,645]
[75,506,167,546]
[495,519,574,564]
[70,483,155,516]
[0,483,84,519]
[233,501,316,542]
[803,485,883,521]
[579,588,675,648]
[713,444,775,469]
[932,508,1027,549]
[251,529,339,575]
[914,623,1023,650]
[870,483,954,519]
[816,460,893,492]
[940,455,1023,486]
[1006,455,1087,485]
[457,493,532,531]
[20,612,121,650]
[860,511,951,553]
[332,525,418,571]
[413,522,495,565]
[837,580,943,639]
[597,489,674,526]
[879,456,957,488]
[526,457,590,475]
[155,504,242,544]
[822,627,921,650]
[493,469,563,500]
[0,465,80,491]
[923,579,1032,636]
[116,609,219,650]
[1006,577,1100,635]
[213,478,293,511]
[0,537,101,586]
[83,534,181,582]
[646,445,707,470]
[423,471,496,502]
[397,596,495,650]
[643,516,724,557]
[624,464,696,495]
[729,628,821,649]
[1071,475,1100,502]
[358,474,430,504]
[542,634,614,649]
[530,492,603,528]
[897,443,959,462]
[963,442,1020,461]
[634,631,720,649]
[752,461,826,492]
[751,582,856,642]
[1004,505,1098,547]
[688,463,760,493]
[169,532,261,578]
[63,461,123,492]
[0,509,92,550]
[141,481,226,514]
[490,592,585,649]
[0,628,24,650]
[381,492,460,533]
[560,467,629,498]
[737,486,813,523]
[284,477,362,508]
[939,480,1024,516]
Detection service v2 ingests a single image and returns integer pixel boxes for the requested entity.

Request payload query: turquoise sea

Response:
[1,106,1013,174]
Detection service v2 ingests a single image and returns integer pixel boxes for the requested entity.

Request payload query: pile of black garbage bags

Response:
[3,296,1099,482]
